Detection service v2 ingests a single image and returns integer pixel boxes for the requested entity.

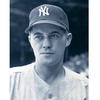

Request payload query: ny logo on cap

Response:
[39,6,49,16]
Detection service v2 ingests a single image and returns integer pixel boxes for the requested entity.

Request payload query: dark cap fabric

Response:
[25,4,69,33]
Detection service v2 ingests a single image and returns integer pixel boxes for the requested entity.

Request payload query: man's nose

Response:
[42,38,52,49]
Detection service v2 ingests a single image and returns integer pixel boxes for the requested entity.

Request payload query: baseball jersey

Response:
[10,62,88,100]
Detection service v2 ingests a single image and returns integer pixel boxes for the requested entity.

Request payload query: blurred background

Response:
[10,0,88,77]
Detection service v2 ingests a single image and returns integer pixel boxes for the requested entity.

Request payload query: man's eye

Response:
[49,34,60,39]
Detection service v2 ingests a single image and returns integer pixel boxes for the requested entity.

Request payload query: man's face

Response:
[28,23,72,66]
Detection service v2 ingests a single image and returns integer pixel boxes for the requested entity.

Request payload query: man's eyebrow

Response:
[50,31,63,35]
[32,32,43,36]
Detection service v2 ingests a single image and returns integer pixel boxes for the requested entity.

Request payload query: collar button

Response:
[48,93,53,99]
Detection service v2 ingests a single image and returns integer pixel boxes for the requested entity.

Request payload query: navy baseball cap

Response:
[25,4,69,33]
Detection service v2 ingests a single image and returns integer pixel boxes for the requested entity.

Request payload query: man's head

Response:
[25,4,72,66]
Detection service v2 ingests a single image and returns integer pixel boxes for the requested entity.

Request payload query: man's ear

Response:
[65,33,72,47]
[28,34,32,47]
[28,34,31,43]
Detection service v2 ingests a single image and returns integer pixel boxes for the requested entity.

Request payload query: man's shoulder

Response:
[64,66,88,86]
[10,62,35,95]
[10,62,35,75]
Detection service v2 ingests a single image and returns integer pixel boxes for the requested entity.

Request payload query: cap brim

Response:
[25,20,67,33]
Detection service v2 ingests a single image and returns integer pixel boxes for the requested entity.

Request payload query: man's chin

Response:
[38,59,56,66]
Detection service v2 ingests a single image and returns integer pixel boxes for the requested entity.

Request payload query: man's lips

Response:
[40,52,54,54]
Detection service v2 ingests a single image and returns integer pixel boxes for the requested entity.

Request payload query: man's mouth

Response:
[40,52,54,54]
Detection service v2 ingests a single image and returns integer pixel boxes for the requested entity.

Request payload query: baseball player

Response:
[10,4,88,100]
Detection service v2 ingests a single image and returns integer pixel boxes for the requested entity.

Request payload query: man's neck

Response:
[34,61,64,84]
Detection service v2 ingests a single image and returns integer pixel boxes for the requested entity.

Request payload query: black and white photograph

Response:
[10,0,88,100]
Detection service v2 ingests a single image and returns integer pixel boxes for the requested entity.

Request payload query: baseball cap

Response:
[25,4,69,33]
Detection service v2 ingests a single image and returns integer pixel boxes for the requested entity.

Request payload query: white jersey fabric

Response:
[10,62,88,100]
